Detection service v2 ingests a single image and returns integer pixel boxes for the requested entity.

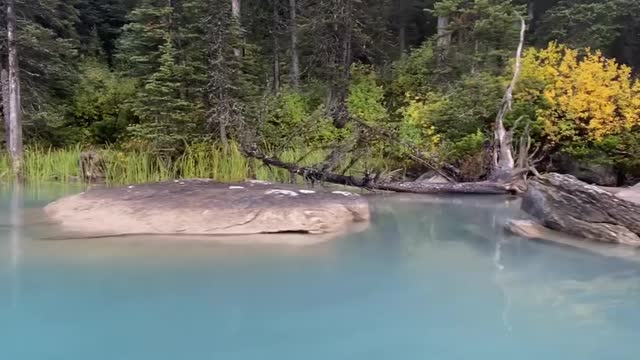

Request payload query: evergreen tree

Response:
[533,0,640,69]
[117,0,207,150]
[76,0,136,61]
[0,0,81,143]
[129,36,201,152]
[203,0,245,147]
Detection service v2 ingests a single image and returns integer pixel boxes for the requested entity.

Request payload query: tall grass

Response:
[0,142,390,185]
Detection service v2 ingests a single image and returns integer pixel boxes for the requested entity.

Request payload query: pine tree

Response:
[76,0,135,61]
[0,0,81,144]
[533,0,640,69]
[117,0,208,151]
[431,0,524,78]
[129,36,201,152]
[203,0,244,148]
[117,1,172,78]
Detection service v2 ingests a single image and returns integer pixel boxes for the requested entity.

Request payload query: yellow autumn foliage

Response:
[518,42,640,143]
[398,93,442,152]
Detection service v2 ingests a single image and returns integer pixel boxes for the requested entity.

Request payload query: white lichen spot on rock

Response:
[248,180,272,185]
[229,186,245,190]
[332,191,358,197]
[265,189,299,197]
[299,190,316,194]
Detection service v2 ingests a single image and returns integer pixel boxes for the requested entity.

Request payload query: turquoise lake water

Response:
[1,185,639,359]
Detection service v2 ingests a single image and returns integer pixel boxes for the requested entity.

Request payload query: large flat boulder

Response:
[44,179,370,240]
[521,173,640,246]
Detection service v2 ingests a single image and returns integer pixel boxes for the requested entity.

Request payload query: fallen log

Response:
[244,149,514,195]
[373,181,511,194]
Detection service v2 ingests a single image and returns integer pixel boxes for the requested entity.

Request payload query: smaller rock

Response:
[416,171,450,184]
[506,220,548,239]
[506,220,639,258]
[615,183,640,205]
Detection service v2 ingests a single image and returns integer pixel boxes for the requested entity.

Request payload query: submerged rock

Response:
[44,179,370,241]
[521,173,640,246]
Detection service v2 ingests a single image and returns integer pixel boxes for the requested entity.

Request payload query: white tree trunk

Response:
[1,68,10,146]
[272,0,280,92]
[232,0,242,57]
[7,0,23,180]
[436,15,451,63]
[288,0,300,88]
[399,24,406,57]
[492,15,526,178]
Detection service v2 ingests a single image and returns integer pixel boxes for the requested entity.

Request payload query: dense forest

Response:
[0,0,639,185]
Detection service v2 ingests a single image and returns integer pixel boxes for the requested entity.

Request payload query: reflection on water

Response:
[0,188,639,360]
[7,183,22,309]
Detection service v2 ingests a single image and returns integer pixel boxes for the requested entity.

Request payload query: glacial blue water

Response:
[0,185,639,360]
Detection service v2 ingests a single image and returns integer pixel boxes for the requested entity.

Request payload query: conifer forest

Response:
[1,0,640,185]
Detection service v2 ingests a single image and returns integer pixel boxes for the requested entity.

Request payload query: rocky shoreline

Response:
[43,172,640,248]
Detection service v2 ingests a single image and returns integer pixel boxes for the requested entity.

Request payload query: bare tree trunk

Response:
[436,15,451,63]
[288,0,300,88]
[272,0,280,93]
[231,0,242,57]
[1,68,10,147]
[471,40,479,73]
[273,41,280,92]
[7,0,23,180]
[328,0,352,129]
[491,15,526,180]
[220,119,229,150]
[399,24,406,57]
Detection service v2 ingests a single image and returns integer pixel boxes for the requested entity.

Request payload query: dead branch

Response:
[243,147,514,195]
[349,116,459,182]
[492,14,526,175]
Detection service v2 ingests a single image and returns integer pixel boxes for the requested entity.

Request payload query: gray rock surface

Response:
[44,179,370,241]
[415,171,451,184]
[615,183,640,205]
[521,173,640,246]
[506,220,639,259]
